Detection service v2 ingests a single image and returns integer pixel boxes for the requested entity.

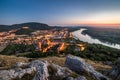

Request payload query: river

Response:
[72,28,120,49]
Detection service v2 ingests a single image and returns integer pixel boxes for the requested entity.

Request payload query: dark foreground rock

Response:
[65,55,108,80]
[0,60,48,80]
[109,58,120,80]
[66,76,87,80]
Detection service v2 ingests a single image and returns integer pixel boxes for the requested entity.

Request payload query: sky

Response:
[0,0,120,27]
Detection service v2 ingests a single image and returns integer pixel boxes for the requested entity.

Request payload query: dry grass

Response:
[37,56,112,74]
[38,56,65,66]
[39,56,111,70]
[84,59,112,71]
[0,55,29,69]
[0,54,111,71]
[40,56,112,72]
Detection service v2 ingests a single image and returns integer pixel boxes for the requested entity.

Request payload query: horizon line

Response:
[0,22,120,27]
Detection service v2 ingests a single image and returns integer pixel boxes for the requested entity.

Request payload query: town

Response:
[0,27,85,54]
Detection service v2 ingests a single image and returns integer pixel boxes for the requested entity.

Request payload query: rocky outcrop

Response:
[66,76,87,80]
[0,66,36,80]
[109,58,120,80]
[104,61,113,66]
[50,63,73,78]
[32,60,49,80]
[0,55,112,80]
[0,60,49,80]
[13,62,29,68]
[65,55,108,80]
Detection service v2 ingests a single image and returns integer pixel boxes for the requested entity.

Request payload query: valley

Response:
[0,23,120,80]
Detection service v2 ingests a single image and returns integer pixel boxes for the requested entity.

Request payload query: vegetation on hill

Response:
[15,28,34,35]
[63,43,120,61]
[0,22,51,31]
[0,25,10,31]
[12,22,51,30]
[0,44,35,55]
[67,27,83,32]
[1,38,120,62]
[78,43,120,61]
[0,22,84,32]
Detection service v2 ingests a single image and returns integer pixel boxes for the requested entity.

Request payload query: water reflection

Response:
[72,28,120,49]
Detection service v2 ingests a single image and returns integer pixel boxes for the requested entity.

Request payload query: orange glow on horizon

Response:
[57,11,120,27]
[70,22,120,27]
[60,21,120,27]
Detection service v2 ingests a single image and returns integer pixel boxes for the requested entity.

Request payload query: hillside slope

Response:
[0,22,51,31]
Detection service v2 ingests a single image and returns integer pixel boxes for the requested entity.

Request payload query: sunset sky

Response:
[0,0,120,27]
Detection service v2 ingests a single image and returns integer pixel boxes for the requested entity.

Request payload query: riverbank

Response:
[72,28,120,49]
[82,27,120,45]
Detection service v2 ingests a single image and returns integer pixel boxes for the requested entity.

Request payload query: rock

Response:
[0,67,36,80]
[16,67,36,78]
[13,62,29,68]
[104,61,113,66]
[66,77,74,80]
[0,60,49,80]
[32,60,49,80]
[1,55,112,80]
[65,55,108,80]
[48,63,86,80]
[109,58,120,80]
[50,63,73,78]
[75,76,87,80]
[0,69,15,80]
[29,60,44,67]
[0,77,3,80]
[66,76,87,80]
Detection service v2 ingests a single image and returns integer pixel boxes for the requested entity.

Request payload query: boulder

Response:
[32,60,49,80]
[0,67,36,80]
[50,63,73,78]
[13,62,29,68]
[0,69,16,80]
[75,76,87,80]
[104,61,113,66]
[65,55,108,80]
[48,63,87,80]
[66,76,87,80]
[0,60,49,80]
[109,58,120,80]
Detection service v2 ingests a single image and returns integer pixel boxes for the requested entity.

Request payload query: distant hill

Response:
[0,25,10,31]
[0,22,52,31]
[15,28,34,35]
[0,22,82,33]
